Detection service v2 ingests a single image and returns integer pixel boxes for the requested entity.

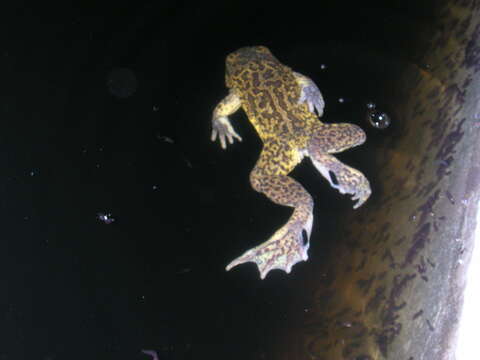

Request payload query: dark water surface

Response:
[0,1,442,359]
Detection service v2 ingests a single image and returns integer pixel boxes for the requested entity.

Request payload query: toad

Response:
[211,46,371,279]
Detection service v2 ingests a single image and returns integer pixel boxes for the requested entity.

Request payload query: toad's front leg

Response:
[294,71,325,117]
[226,143,313,279]
[211,90,243,149]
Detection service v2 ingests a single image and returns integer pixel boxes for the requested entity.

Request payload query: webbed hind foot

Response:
[226,212,313,279]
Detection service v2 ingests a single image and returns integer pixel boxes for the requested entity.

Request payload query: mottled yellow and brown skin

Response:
[211,46,371,279]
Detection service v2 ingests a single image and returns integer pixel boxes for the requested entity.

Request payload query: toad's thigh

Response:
[308,123,366,154]
[251,138,302,178]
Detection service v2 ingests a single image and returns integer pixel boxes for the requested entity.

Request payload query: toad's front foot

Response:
[226,213,313,279]
[294,72,325,117]
[211,116,242,149]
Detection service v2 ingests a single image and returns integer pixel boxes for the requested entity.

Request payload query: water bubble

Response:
[366,102,391,129]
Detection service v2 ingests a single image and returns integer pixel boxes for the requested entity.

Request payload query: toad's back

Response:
[225,46,317,148]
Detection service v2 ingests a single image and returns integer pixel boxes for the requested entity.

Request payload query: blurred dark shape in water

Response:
[107,67,138,98]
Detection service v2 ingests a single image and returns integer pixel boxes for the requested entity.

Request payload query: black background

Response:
[0,1,430,359]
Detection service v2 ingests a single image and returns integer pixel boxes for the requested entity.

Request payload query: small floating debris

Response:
[177,267,191,274]
[141,350,159,360]
[156,134,174,144]
[97,212,115,224]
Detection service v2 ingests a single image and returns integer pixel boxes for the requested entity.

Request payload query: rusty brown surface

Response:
[276,1,480,359]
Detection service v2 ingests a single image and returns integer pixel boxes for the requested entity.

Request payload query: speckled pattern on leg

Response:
[309,122,366,154]
[226,138,314,279]
[308,126,371,209]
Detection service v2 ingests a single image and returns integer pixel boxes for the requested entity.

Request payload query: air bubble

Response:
[366,102,391,129]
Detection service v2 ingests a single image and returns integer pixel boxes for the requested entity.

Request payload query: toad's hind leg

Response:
[226,140,313,279]
[308,123,371,209]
